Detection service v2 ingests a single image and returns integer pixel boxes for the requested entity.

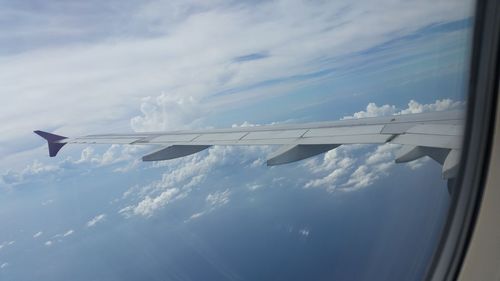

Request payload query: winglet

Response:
[34,130,68,157]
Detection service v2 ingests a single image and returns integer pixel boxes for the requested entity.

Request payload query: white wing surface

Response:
[35,110,464,179]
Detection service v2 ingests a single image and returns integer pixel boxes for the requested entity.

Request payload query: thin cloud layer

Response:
[86,214,107,228]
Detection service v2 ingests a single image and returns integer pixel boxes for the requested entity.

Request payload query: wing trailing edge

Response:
[142,145,211,161]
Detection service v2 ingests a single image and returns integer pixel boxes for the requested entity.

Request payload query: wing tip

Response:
[34,130,68,157]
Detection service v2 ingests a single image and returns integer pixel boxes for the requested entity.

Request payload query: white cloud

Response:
[120,188,181,217]
[0,262,8,269]
[307,99,462,191]
[63,230,74,237]
[0,240,15,251]
[44,241,53,247]
[304,147,356,190]
[1,0,470,173]
[342,99,465,119]
[3,143,146,186]
[188,211,206,221]
[60,144,145,169]
[131,94,204,132]
[86,214,106,228]
[343,103,397,119]
[185,189,232,222]
[298,228,310,237]
[206,189,231,207]
[399,99,465,114]
[2,160,59,186]
[33,231,43,238]
[247,184,263,191]
[119,143,266,218]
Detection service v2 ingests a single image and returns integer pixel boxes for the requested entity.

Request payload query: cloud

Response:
[119,142,265,217]
[44,241,53,247]
[0,262,8,269]
[33,231,43,238]
[185,189,232,222]
[247,184,263,191]
[3,143,145,186]
[130,94,204,132]
[206,189,231,207]
[399,99,465,114]
[0,241,15,250]
[298,228,310,237]
[86,214,106,228]
[60,144,144,169]
[52,229,75,240]
[2,160,59,186]
[306,99,462,191]
[342,99,465,119]
[188,211,206,221]
[1,0,470,171]
[120,188,181,217]
[304,147,355,191]
[342,103,397,119]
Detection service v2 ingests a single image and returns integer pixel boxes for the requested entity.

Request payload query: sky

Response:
[0,0,474,280]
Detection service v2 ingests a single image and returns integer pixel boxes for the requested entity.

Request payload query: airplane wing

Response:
[35,110,464,179]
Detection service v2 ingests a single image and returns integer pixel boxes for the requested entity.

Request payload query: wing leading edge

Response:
[35,110,464,179]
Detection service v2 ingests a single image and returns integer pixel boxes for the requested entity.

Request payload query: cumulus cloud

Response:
[1,160,59,186]
[33,231,43,238]
[60,144,144,169]
[343,103,397,119]
[185,189,232,222]
[307,99,462,191]
[304,147,356,191]
[120,188,181,217]
[120,141,267,218]
[3,143,145,186]
[131,94,204,132]
[343,99,465,119]
[86,214,106,228]
[0,262,8,269]
[399,99,465,114]
[206,189,231,207]
[44,241,53,247]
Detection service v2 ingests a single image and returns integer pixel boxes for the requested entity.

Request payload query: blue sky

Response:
[0,0,474,280]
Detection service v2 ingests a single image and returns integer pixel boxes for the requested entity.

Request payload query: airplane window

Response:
[0,1,476,280]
